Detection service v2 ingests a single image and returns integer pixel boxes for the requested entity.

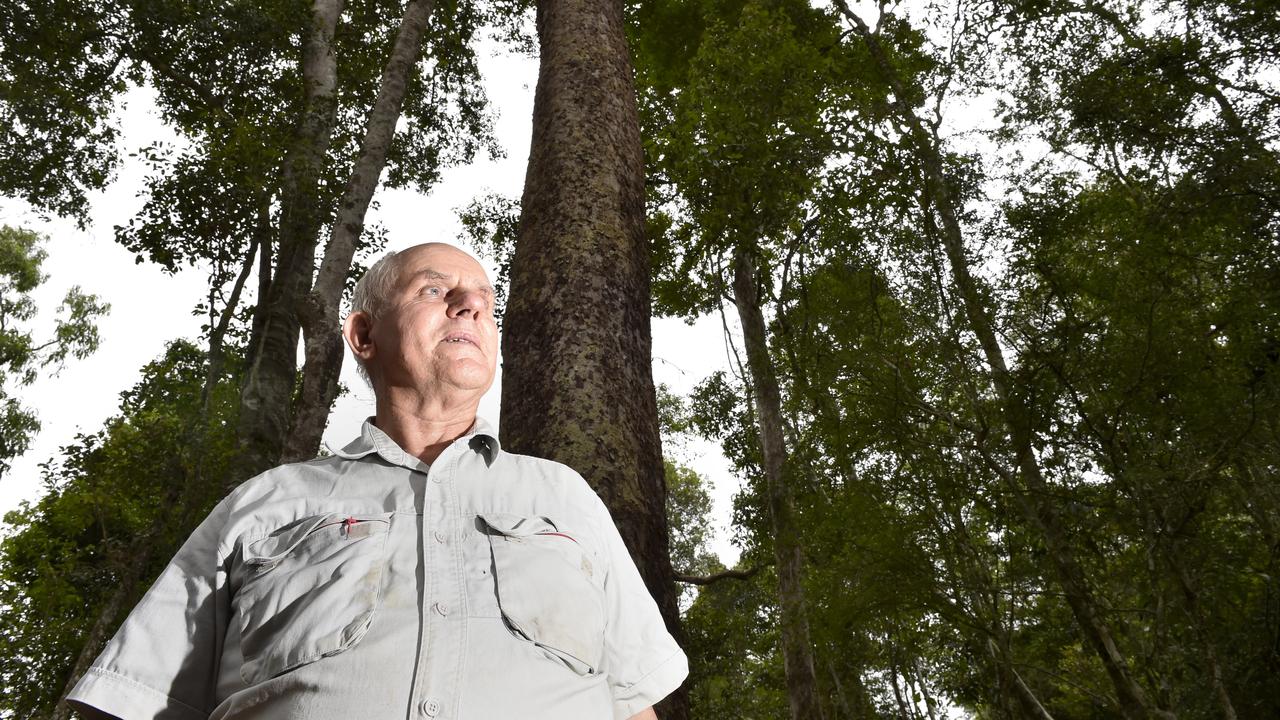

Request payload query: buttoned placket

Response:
[407,437,470,720]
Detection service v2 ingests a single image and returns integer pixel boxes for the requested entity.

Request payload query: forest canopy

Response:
[1,0,1277,718]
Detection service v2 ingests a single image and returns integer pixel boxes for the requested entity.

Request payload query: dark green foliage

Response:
[0,340,241,719]
[457,192,520,325]
[0,0,1275,717]
[682,566,789,720]
[635,0,1280,716]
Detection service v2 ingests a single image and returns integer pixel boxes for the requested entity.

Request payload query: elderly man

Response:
[67,243,688,720]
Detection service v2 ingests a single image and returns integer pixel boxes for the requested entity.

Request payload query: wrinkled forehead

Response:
[394,244,493,291]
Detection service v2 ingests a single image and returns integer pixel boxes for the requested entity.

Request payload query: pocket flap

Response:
[478,512,558,538]
[479,512,605,676]
[244,513,342,565]
[243,513,392,572]
[234,511,394,684]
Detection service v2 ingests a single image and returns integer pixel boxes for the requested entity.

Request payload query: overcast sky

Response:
[0,39,743,566]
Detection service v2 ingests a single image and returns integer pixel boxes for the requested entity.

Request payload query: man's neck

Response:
[372,389,480,465]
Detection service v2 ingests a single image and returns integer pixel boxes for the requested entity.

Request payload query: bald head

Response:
[345,243,497,396]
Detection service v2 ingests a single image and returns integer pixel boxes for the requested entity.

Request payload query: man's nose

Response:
[447,288,487,318]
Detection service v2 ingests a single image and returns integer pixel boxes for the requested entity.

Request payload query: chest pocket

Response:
[479,512,606,676]
[232,511,393,684]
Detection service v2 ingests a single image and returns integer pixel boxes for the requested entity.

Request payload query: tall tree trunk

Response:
[499,0,686,716]
[285,0,438,462]
[834,6,1166,719]
[730,246,825,720]
[233,0,344,485]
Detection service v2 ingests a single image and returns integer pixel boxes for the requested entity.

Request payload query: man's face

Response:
[363,243,498,401]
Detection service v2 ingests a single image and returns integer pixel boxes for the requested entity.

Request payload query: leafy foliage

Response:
[0,226,108,477]
[0,340,241,718]
[633,0,1280,716]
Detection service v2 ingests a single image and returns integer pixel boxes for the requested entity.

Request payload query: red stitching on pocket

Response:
[534,531,579,545]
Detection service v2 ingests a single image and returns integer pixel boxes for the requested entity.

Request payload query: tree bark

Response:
[730,246,825,720]
[284,0,438,463]
[233,0,344,485]
[834,5,1166,719]
[889,664,912,720]
[498,0,686,716]
[673,566,759,585]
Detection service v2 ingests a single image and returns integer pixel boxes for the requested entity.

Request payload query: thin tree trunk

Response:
[912,658,940,720]
[889,664,912,720]
[835,6,1165,719]
[234,0,344,485]
[247,204,274,370]
[1165,539,1239,720]
[827,656,854,720]
[942,503,1056,720]
[285,0,438,462]
[986,637,1056,720]
[730,246,825,720]
[203,230,261,416]
[498,0,686,716]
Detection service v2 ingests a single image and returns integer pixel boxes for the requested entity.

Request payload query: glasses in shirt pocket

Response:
[478,512,606,676]
[232,511,394,684]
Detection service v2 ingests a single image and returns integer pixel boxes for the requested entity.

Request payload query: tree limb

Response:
[674,566,761,585]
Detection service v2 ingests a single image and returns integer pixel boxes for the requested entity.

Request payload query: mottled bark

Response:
[234,0,343,485]
[285,0,438,463]
[834,5,1165,719]
[730,247,825,720]
[498,0,686,716]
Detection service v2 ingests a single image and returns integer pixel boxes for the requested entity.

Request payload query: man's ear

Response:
[343,311,376,365]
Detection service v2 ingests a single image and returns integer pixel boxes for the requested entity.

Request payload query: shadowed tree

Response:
[498,0,688,716]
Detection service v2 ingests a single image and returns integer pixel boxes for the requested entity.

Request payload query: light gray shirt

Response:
[67,417,687,720]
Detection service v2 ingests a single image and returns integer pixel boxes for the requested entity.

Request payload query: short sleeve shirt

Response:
[67,417,688,720]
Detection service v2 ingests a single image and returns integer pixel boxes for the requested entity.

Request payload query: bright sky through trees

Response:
[0,42,743,566]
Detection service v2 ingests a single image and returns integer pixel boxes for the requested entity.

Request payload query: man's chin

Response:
[435,365,496,394]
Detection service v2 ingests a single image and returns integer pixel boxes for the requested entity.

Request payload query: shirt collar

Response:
[330,415,500,466]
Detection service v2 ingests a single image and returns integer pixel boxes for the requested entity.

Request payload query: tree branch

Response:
[674,566,761,585]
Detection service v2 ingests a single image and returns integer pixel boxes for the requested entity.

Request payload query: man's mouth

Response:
[442,332,479,348]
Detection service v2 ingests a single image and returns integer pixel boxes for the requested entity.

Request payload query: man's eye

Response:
[423,286,442,296]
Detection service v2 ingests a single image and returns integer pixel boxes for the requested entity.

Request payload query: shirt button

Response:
[431,474,443,483]
[433,530,447,543]
[419,698,441,717]
[433,601,450,616]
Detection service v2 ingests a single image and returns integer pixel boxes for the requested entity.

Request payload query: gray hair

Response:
[348,250,403,387]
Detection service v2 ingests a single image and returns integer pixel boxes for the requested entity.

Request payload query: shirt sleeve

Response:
[590,494,690,720]
[66,496,233,720]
